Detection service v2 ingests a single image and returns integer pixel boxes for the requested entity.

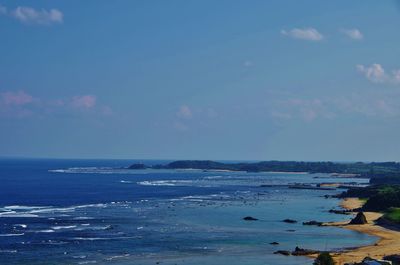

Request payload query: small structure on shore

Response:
[349,212,368,225]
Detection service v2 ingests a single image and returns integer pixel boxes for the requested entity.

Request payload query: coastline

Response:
[327,198,400,265]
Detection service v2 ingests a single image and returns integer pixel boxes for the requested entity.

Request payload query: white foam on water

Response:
[74,225,111,231]
[14,224,27,228]
[78,261,97,264]
[137,180,194,186]
[0,233,24,237]
[0,212,39,218]
[73,255,87,259]
[4,205,49,210]
[0,249,17,253]
[52,225,77,230]
[36,229,55,233]
[73,217,94,220]
[120,180,133,183]
[71,237,109,241]
[106,254,130,261]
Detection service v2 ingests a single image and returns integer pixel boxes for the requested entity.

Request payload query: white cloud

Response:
[1,91,34,106]
[334,95,399,118]
[176,105,192,119]
[11,6,63,25]
[271,98,333,122]
[71,95,96,109]
[357,64,400,84]
[356,64,386,83]
[341,28,363,40]
[281,28,323,41]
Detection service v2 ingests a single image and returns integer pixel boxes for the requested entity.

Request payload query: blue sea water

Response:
[0,159,376,265]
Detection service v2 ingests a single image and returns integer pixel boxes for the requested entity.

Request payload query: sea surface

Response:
[0,159,376,265]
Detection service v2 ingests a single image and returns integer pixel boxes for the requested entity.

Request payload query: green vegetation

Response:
[342,185,400,223]
[363,185,400,211]
[383,208,400,224]
[137,160,400,180]
[313,252,335,265]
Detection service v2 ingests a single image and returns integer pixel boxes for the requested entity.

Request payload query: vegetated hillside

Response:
[341,185,400,214]
[383,208,400,224]
[140,160,400,176]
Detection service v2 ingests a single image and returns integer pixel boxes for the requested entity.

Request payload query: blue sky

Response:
[1,0,400,161]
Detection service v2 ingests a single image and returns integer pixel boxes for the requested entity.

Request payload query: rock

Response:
[274,250,291,256]
[303,220,323,226]
[349,212,367,225]
[243,216,258,221]
[286,229,296,232]
[291,246,319,256]
[283,219,297,223]
[269,242,279,245]
[329,209,351,215]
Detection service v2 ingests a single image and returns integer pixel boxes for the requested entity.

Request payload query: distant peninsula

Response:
[129,160,400,183]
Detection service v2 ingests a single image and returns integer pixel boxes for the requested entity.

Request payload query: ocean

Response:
[0,159,376,265]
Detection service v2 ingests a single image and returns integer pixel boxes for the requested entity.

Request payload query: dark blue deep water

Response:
[0,159,376,265]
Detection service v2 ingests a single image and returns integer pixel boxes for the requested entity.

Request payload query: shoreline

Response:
[326,198,400,265]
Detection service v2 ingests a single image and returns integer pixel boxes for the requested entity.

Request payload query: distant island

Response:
[129,160,400,184]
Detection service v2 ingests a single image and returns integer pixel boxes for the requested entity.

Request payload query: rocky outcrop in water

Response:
[282,219,297,223]
[243,216,258,221]
[273,246,319,256]
[303,220,323,226]
[329,209,352,215]
[291,246,319,256]
[274,250,291,256]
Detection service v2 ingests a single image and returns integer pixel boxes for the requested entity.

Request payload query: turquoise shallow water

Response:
[0,159,376,265]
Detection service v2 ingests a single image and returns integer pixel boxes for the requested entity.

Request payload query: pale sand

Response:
[322,198,400,265]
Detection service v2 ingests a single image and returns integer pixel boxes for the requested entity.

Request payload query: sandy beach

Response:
[326,198,400,265]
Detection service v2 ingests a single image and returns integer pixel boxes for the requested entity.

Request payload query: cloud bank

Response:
[341,28,363,40]
[357,64,400,84]
[0,91,110,118]
[0,4,63,25]
[281,28,323,41]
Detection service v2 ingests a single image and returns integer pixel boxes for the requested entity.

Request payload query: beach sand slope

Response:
[328,198,400,265]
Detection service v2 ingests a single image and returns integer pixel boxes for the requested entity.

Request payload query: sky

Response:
[1,1,400,161]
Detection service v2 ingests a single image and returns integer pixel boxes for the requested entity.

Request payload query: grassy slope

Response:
[383,208,400,224]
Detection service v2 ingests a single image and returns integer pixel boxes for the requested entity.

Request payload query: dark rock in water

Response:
[274,250,291,256]
[243,216,258,221]
[286,229,296,232]
[303,220,323,226]
[283,219,297,223]
[270,242,279,245]
[128,163,147,169]
[291,246,319,256]
[349,212,367,225]
[329,209,351,215]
